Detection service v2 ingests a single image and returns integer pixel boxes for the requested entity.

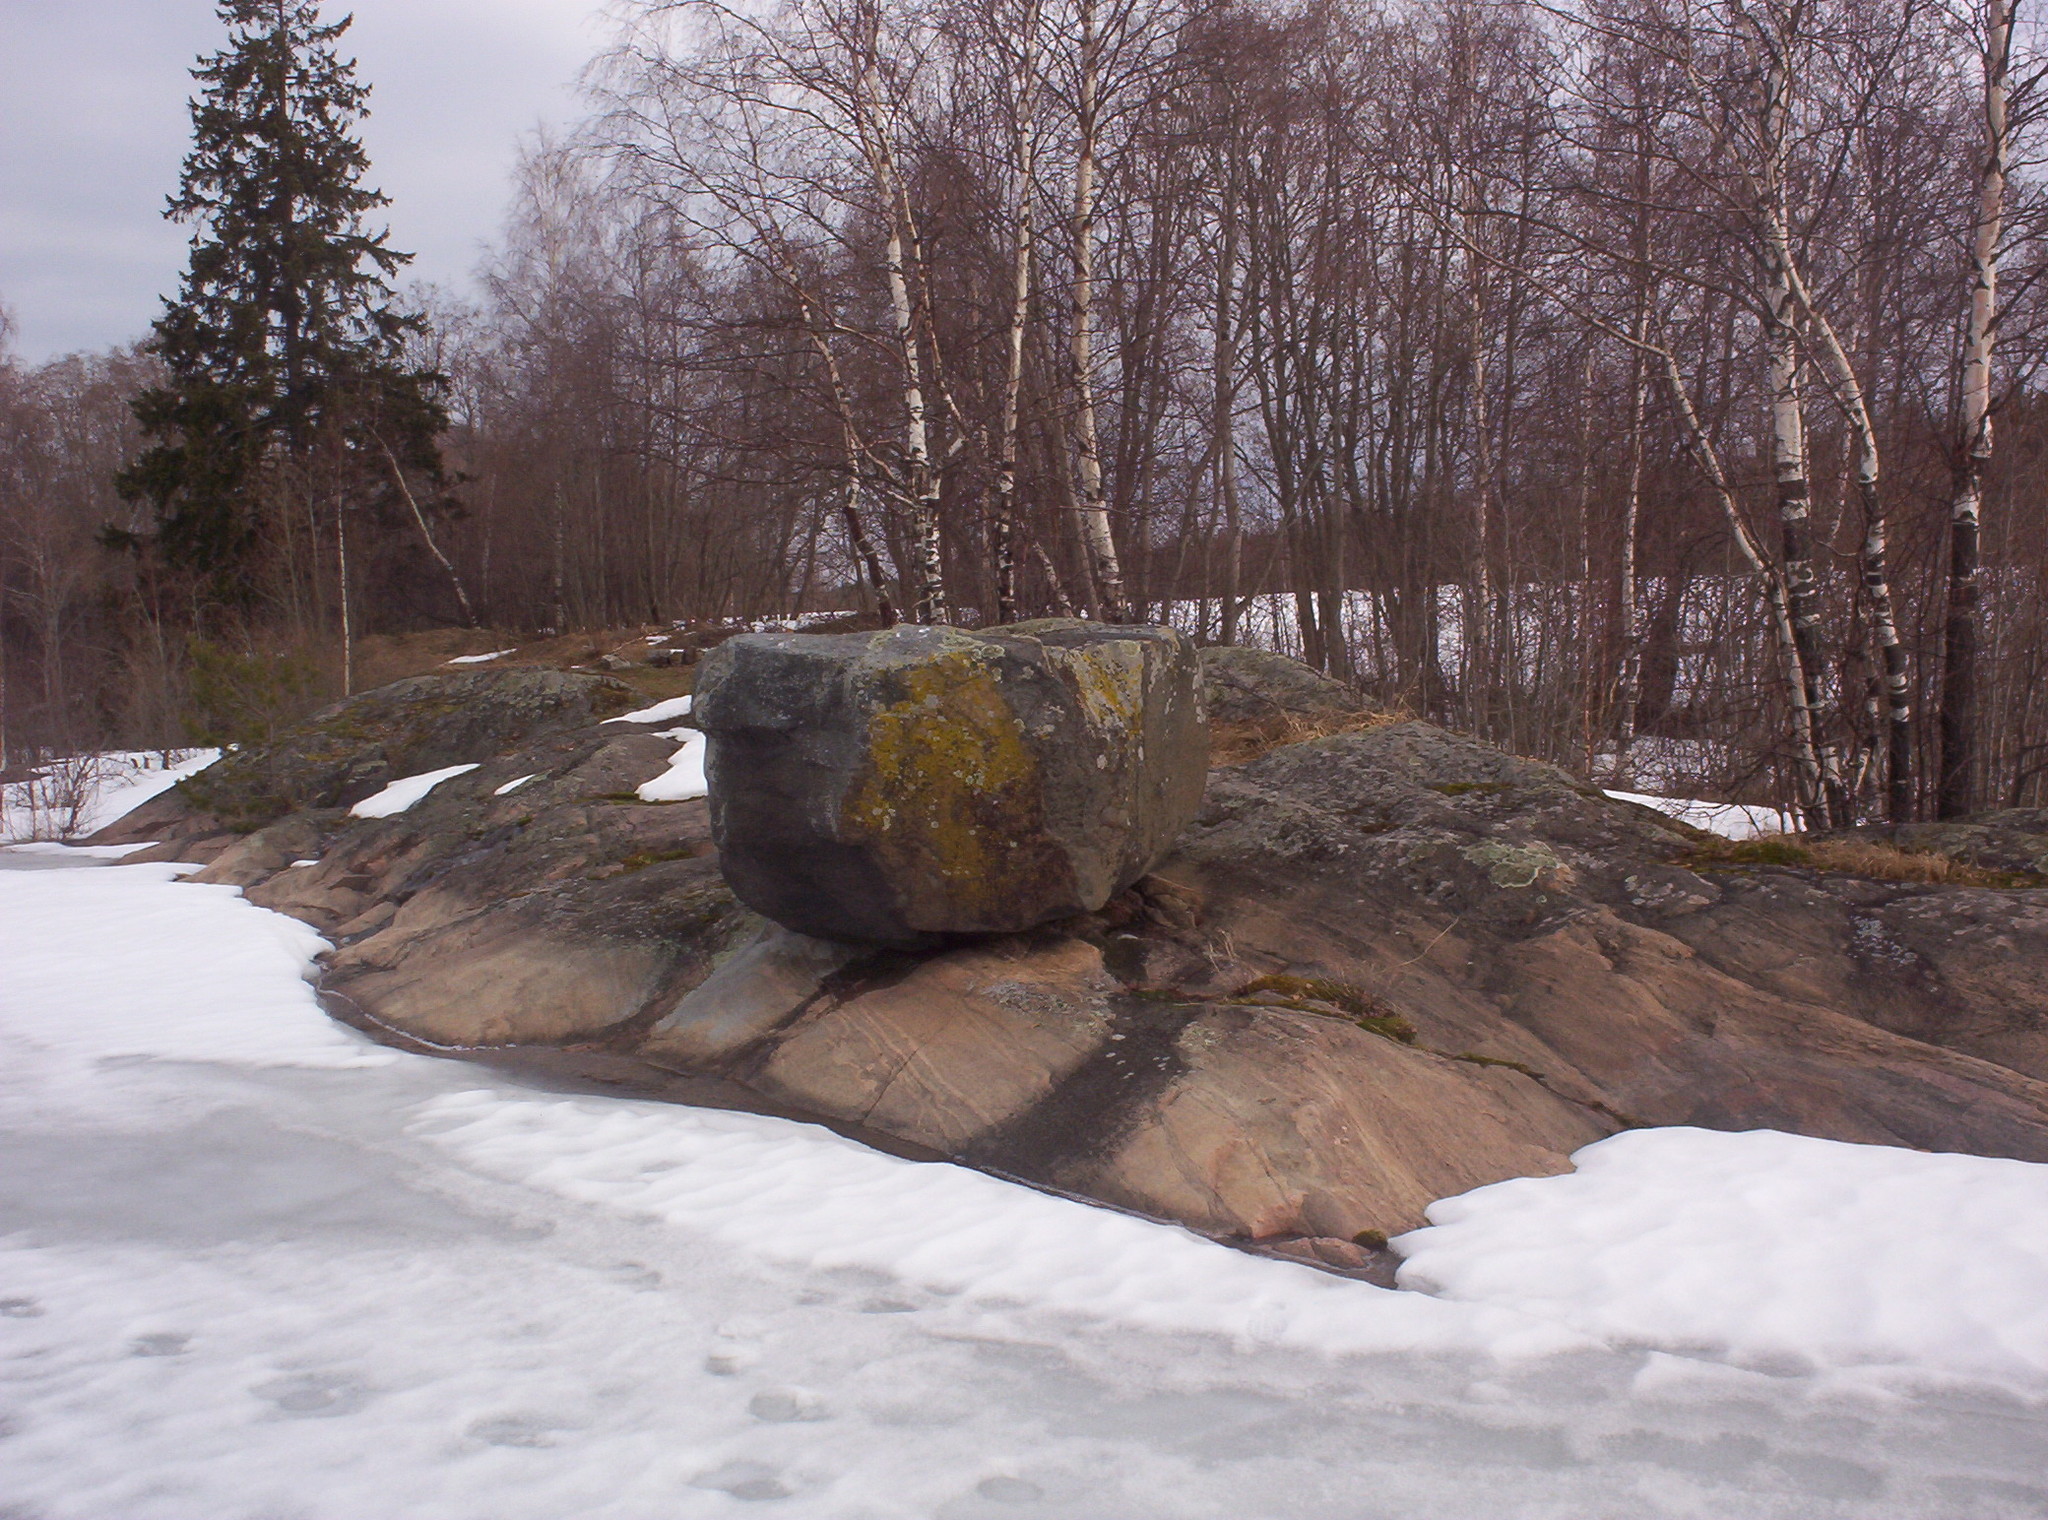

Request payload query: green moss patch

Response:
[615,847,704,873]
[1452,1051,1546,1079]
[1232,973,1419,1044]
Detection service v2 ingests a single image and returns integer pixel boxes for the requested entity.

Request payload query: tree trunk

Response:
[1215,166,1243,645]
[1762,261,1841,828]
[993,0,1042,625]
[854,14,947,625]
[1661,347,1826,826]
[1941,0,2011,819]
[1613,312,1648,785]
[336,495,353,697]
[1067,0,1126,621]
[376,434,478,629]
[1787,285,1913,821]
[840,477,896,626]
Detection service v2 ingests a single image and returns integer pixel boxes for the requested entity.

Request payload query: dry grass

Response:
[351,625,703,702]
[1690,833,2044,888]
[1209,707,1397,765]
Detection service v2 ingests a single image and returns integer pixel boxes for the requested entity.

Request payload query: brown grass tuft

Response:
[1209,707,1396,766]
[1690,833,2044,888]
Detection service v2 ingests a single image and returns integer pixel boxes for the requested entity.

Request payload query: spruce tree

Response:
[118,0,449,609]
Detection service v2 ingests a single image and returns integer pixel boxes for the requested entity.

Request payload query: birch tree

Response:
[1940,0,2015,817]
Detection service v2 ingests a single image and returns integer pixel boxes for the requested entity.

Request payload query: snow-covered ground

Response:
[604,694,695,726]
[1604,789,1798,840]
[0,748,219,844]
[4,849,2048,1514]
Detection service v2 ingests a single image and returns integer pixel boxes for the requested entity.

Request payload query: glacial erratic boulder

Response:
[694,621,1207,943]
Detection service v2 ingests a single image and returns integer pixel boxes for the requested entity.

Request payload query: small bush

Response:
[183,637,323,748]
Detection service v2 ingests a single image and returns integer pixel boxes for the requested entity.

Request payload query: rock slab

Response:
[693,622,1207,943]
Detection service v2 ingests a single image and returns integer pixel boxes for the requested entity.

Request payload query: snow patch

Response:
[0,862,394,1083]
[445,648,516,665]
[1398,1126,2048,1387]
[2,748,220,843]
[349,763,481,819]
[492,773,537,796]
[1604,789,1797,840]
[4,841,158,860]
[636,732,708,802]
[602,694,694,726]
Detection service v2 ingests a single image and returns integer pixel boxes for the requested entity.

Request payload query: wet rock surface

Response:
[693,622,1206,943]
[86,664,2048,1249]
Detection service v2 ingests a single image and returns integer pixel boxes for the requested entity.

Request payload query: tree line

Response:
[5,0,2048,824]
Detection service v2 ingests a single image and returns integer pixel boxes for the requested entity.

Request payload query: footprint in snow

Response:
[468,1414,563,1448]
[691,1460,793,1501]
[748,1387,829,1423]
[254,1373,372,1418]
[976,1476,1046,1505]
[130,1333,190,1358]
[0,1299,44,1319]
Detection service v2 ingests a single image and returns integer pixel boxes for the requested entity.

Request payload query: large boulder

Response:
[693,622,1208,943]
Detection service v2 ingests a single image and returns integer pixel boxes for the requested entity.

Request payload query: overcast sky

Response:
[0,0,610,362]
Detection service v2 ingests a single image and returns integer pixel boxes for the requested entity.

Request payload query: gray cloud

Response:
[0,0,604,361]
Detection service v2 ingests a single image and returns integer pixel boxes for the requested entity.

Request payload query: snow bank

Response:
[0,862,394,1082]
[4,841,158,860]
[416,1090,1574,1361]
[348,763,480,819]
[1,748,219,843]
[636,731,708,802]
[603,694,694,725]
[1605,788,1798,840]
[1398,1126,2048,1387]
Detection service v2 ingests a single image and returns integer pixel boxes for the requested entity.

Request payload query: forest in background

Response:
[4,0,2048,825]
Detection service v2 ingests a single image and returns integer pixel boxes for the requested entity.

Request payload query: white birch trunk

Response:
[1067,0,1126,621]
[1215,169,1243,647]
[1941,0,2012,817]
[994,0,1043,624]
[1661,348,1826,825]
[1788,288,1913,819]
[854,12,946,624]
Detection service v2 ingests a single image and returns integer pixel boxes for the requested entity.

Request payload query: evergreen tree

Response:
[118,0,450,609]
